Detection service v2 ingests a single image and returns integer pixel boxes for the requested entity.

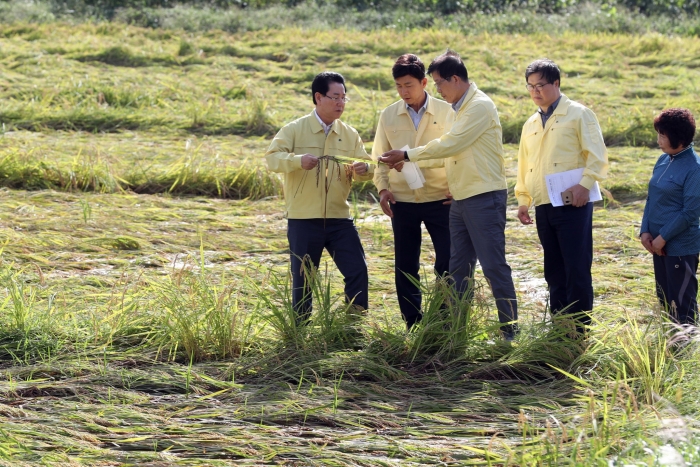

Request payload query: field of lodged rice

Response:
[0,22,698,466]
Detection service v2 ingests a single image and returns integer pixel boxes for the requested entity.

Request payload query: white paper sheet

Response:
[545,167,602,207]
[399,145,425,189]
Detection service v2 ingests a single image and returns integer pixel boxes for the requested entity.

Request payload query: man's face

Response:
[395,75,427,107]
[526,72,560,110]
[315,82,346,124]
[430,72,461,104]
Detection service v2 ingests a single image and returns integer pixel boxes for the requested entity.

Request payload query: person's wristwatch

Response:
[403,151,409,161]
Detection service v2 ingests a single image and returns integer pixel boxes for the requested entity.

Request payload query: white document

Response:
[545,167,602,207]
[399,145,425,189]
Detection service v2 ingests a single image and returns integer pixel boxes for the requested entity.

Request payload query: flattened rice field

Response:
[0,23,698,466]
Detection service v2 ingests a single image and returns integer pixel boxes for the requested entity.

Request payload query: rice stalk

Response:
[149,256,257,363]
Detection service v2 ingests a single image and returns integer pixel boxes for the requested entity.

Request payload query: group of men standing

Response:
[265,51,609,338]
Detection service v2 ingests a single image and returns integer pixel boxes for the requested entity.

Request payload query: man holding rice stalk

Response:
[515,59,608,336]
[265,71,374,323]
[372,53,454,331]
[379,50,518,340]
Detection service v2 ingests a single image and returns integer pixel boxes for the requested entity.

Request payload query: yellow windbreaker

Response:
[405,83,507,201]
[265,112,372,219]
[515,94,609,207]
[372,94,454,203]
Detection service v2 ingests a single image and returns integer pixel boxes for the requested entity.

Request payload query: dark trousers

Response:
[390,199,451,327]
[449,190,518,331]
[287,218,368,320]
[653,253,699,325]
[535,203,594,325]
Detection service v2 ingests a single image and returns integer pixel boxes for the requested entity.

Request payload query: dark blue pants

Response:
[287,218,368,320]
[390,199,451,327]
[535,203,594,325]
[449,190,518,331]
[653,253,699,325]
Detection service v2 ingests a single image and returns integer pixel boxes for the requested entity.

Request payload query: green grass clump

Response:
[153,268,254,362]
[0,149,282,199]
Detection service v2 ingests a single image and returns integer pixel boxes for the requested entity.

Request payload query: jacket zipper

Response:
[656,156,674,185]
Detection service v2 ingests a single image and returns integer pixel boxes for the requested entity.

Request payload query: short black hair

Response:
[311,72,346,105]
[392,54,425,81]
[525,59,561,85]
[654,108,696,150]
[427,50,468,82]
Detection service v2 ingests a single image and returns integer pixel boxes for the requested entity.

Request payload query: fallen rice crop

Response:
[0,21,698,466]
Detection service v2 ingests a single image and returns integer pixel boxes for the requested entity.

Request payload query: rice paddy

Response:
[0,20,698,466]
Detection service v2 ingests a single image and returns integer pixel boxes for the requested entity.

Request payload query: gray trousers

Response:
[449,189,518,328]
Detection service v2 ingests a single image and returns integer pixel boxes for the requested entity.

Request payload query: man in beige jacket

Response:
[380,51,518,339]
[372,53,454,330]
[516,59,608,332]
[266,71,373,322]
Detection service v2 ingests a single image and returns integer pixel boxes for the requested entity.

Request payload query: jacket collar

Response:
[396,92,432,117]
[309,110,337,134]
[668,144,695,159]
[455,82,478,117]
[528,93,571,124]
[552,94,571,116]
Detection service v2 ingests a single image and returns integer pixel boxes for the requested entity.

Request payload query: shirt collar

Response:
[452,89,468,112]
[537,95,562,118]
[314,110,333,135]
[406,92,429,113]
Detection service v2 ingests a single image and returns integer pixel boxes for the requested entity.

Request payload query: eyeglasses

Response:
[324,95,350,103]
[433,78,450,89]
[525,83,551,92]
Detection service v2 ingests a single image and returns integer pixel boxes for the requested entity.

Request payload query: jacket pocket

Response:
[296,144,324,157]
[446,149,477,186]
[522,126,542,157]
[383,127,414,151]
[551,157,579,173]
[551,121,580,163]
[422,124,446,141]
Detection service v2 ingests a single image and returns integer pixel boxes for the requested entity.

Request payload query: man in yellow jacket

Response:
[265,71,373,322]
[515,59,608,332]
[372,53,454,330]
[380,51,518,339]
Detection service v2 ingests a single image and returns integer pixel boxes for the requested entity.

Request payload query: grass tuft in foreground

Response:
[0,257,697,464]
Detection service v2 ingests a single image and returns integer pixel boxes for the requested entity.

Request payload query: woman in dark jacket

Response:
[640,108,700,324]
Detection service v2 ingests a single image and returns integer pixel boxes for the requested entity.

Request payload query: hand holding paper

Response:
[398,145,425,190]
[566,184,590,207]
[545,168,601,207]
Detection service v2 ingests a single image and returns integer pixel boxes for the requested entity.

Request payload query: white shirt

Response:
[314,110,332,136]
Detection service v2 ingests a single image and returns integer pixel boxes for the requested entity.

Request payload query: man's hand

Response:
[517,205,533,225]
[301,154,319,170]
[652,235,667,256]
[352,161,369,175]
[640,232,654,254]
[378,149,405,169]
[443,191,453,206]
[379,189,396,218]
[566,184,590,207]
